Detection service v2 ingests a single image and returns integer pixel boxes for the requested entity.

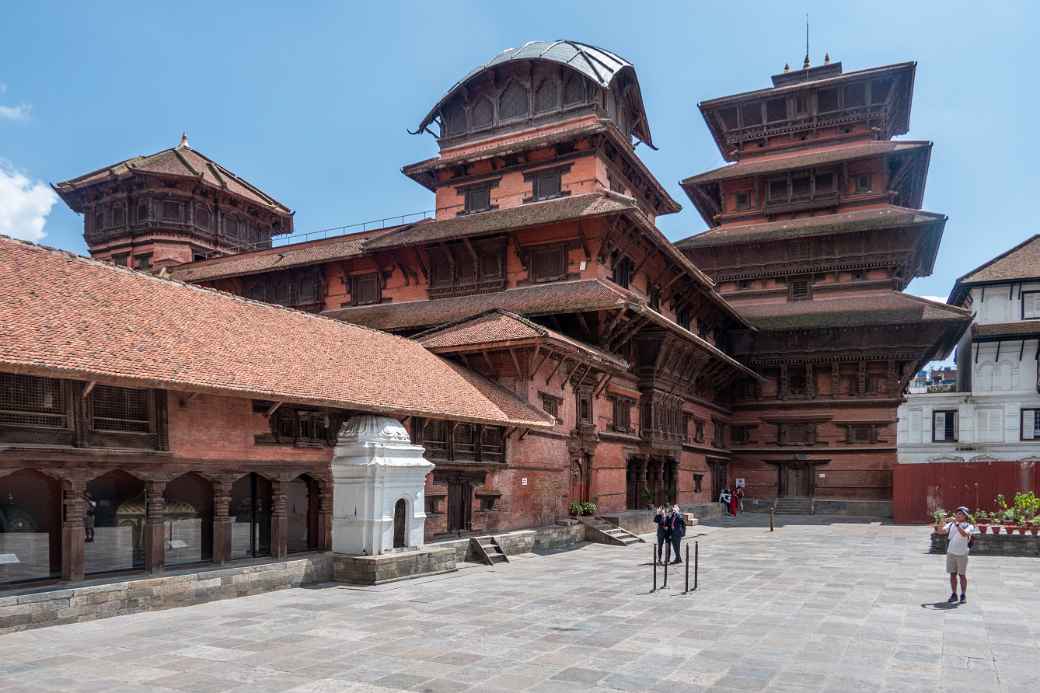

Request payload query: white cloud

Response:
[917,295,948,304]
[0,103,31,121]
[0,163,58,242]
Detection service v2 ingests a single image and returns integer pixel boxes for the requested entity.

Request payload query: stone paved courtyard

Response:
[1,515,1038,693]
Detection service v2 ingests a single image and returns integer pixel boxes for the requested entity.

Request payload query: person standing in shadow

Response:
[668,504,685,564]
[653,506,670,565]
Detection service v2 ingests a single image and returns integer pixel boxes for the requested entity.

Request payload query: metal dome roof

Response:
[414,40,653,147]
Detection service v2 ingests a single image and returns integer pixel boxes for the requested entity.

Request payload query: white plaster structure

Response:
[898,239,1040,464]
[331,415,433,554]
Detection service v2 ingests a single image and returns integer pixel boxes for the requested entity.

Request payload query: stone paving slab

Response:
[0,515,1037,692]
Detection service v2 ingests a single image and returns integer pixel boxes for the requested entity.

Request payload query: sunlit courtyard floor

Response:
[1,515,1037,692]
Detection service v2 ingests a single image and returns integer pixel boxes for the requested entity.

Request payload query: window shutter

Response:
[1026,410,1040,440]
[952,412,959,439]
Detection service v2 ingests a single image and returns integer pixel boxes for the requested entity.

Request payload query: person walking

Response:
[653,506,670,565]
[668,504,685,564]
[719,487,732,517]
[944,506,975,604]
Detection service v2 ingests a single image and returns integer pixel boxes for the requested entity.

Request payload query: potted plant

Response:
[1002,509,1018,535]
[580,501,597,517]
[932,509,946,534]
[1031,517,1040,536]
[568,501,582,517]
[975,510,989,534]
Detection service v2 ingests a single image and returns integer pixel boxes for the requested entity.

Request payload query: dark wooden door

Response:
[710,461,726,501]
[446,481,471,534]
[393,499,406,548]
[782,465,812,497]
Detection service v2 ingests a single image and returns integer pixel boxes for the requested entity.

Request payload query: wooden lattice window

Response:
[740,102,762,126]
[563,73,585,106]
[453,423,477,460]
[91,385,151,433]
[350,273,380,306]
[529,169,563,201]
[112,204,125,226]
[534,78,557,113]
[112,254,130,267]
[766,98,786,122]
[817,88,839,112]
[162,201,181,222]
[499,81,529,120]
[676,305,691,330]
[848,424,876,444]
[463,184,492,214]
[0,374,67,429]
[718,107,738,129]
[577,392,593,425]
[421,419,449,459]
[480,427,505,462]
[195,206,210,229]
[94,209,105,230]
[870,78,893,104]
[694,420,705,443]
[134,254,152,272]
[224,217,240,241]
[471,97,494,129]
[731,426,752,444]
[529,244,567,283]
[789,278,811,301]
[296,270,322,305]
[612,254,634,289]
[780,422,815,445]
[443,100,466,136]
[844,82,867,108]
[136,201,149,223]
[540,393,560,421]
[712,420,725,448]
[734,191,751,210]
[854,174,873,193]
[612,398,633,433]
[245,281,267,302]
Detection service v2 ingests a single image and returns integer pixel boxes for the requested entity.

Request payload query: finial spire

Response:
[783,62,790,73]
[824,52,831,65]
[178,132,189,149]
[803,13,811,69]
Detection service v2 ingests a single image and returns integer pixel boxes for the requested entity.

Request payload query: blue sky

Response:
[2,0,1037,309]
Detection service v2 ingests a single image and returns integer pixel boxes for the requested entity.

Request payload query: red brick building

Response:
[45,42,970,536]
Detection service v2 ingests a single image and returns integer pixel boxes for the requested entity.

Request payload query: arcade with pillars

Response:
[624,455,679,510]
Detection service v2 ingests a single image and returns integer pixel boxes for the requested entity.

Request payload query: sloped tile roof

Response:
[680,141,930,186]
[366,193,633,251]
[54,141,292,216]
[949,234,1040,304]
[325,279,631,331]
[170,226,403,283]
[0,236,553,428]
[416,309,629,371]
[735,292,971,331]
[676,205,946,249]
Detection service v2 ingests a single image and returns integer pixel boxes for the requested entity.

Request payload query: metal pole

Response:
[694,541,699,591]
[770,508,775,532]
[684,543,689,593]
[663,542,670,588]
[652,543,657,592]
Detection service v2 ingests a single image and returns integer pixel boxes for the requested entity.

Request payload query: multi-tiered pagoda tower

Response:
[676,57,970,514]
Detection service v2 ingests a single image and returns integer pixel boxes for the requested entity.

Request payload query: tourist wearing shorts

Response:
[944,506,975,604]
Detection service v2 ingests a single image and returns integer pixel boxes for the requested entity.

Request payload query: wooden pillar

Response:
[886,359,896,395]
[271,479,288,559]
[806,363,816,399]
[61,477,86,582]
[857,361,867,397]
[143,480,166,573]
[831,362,840,398]
[656,459,666,505]
[317,479,333,551]
[212,479,232,564]
[779,363,788,400]
[639,457,648,508]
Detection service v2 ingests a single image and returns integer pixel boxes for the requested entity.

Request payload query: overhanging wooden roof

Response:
[948,234,1040,305]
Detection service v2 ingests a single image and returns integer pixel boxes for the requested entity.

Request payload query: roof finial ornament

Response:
[178,132,189,149]
[803,13,811,69]
[824,52,831,65]
[783,62,790,73]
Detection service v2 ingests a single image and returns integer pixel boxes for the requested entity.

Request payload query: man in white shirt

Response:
[944,506,975,604]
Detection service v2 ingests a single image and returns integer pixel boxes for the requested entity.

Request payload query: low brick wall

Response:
[0,553,334,635]
[333,546,456,585]
[814,499,892,518]
[930,532,1040,557]
[430,524,588,562]
[532,522,586,551]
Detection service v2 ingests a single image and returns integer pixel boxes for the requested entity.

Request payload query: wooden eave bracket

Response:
[81,380,97,399]
[266,401,284,417]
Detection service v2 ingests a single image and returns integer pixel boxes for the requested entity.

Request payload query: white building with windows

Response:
[898,235,1040,462]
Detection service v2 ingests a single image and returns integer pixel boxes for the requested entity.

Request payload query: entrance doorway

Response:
[709,459,727,502]
[392,499,406,548]
[446,479,472,534]
[779,464,813,497]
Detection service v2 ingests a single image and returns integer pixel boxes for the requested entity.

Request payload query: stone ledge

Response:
[333,547,457,585]
[930,532,1040,557]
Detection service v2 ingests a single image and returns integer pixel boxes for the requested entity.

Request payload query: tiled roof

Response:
[416,309,629,371]
[0,236,553,429]
[325,279,631,331]
[973,322,1040,339]
[54,140,292,216]
[949,235,1040,304]
[680,141,930,186]
[735,292,971,331]
[169,226,403,283]
[676,205,946,249]
[366,193,633,251]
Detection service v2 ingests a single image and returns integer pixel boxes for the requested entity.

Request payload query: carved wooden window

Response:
[740,102,762,126]
[848,424,876,444]
[1021,291,1040,320]
[162,201,181,222]
[711,420,725,448]
[534,79,557,113]
[421,419,450,459]
[350,273,380,306]
[817,88,839,112]
[478,241,504,279]
[870,77,893,104]
[731,426,752,444]
[814,171,836,195]
[269,407,332,447]
[471,97,494,129]
[443,99,466,136]
[765,98,786,122]
[854,174,873,193]
[787,366,807,397]
[563,73,585,106]
[94,210,105,230]
[694,419,705,443]
[780,422,815,445]
[791,173,811,200]
[90,385,151,433]
[112,254,130,267]
[676,305,691,330]
[794,93,810,116]
[612,397,633,433]
[718,107,738,130]
[767,178,788,201]
[528,169,563,201]
[499,81,529,120]
[480,427,505,462]
[693,473,704,493]
[844,82,867,108]
[136,201,149,223]
[789,278,811,302]
[933,410,958,442]
[430,247,453,287]
[577,392,593,425]
[134,254,152,272]
[453,423,477,460]
[270,278,293,306]
[245,281,266,302]
[296,270,322,305]
[612,254,634,289]
[529,244,567,283]
[648,287,661,311]
[682,413,692,441]
[463,184,493,214]
[734,191,751,210]
[0,374,67,429]
[1021,409,1040,441]
[540,393,560,421]
[195,206,210,229]
[112,204,125,226]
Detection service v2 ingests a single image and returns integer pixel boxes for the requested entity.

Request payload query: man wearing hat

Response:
[943,506,975,604]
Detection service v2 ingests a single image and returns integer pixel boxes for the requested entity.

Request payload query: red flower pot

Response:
[977,524,989,534]
[1018,526,1028,535]
[1005,525,1018,535]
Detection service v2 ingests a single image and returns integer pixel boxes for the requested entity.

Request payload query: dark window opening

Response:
[0,373,67,429]
[781,423,815,445]
[443,100,466,136]
[563,74,585,106]
[463,184,493,214]
[740,102,763,126]
[112,254,129,267]
[136,202,149,223]
[134,254,152,272]
[854,174,873,193]
[648,287,661,311]
[766,98,786,122]
[731,426,751,444]
[791,174,811,200]
[612,254,634,289]
[540,393,560,422]
[870,78,893,104]
[848,424,876,444]
[712,421,725,448]
[933,410,958,442]
[787,366,808,397]
[737,279,752,290]
[94,210,105,230]
[612,397,633,433]
[90,385,151,433]
[350,273,381,306]
[112,204,125,226]
[693,473,704,493]
[694,420,705,443]
[815,171,835,194]
[718,107,739,130]
[768,178,788,201]
[789,278,811,301]
[499,81,529,120]
[471,98,494,129]
[577,392,593,425]
[529,244,568,283]
[795,93,809,115]
[676,305,691,330]
[817,88,839,112]
[161,201,181,222]
[734,191,751,210]
[844,82,867,108]
[529,169,563,201]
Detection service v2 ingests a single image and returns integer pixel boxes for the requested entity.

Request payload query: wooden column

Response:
[317,479,333,551]
[61,477,86,581]
[639,457,648,508]
[212,479,232,564]
[831,362,840,398]
[886,359,896,395]
[143,480,166,573]
[806,363,816,399]
[857,361,867,397]
[271,479,288,559]
[779,364,788,400]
